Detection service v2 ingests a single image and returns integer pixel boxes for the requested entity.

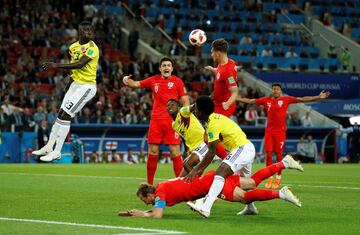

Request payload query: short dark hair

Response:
[159,56,174,66]
[136,183,155,197]
[196,95,214,115]
[79,21,92,27]
[272,83,282,89]
[211,38,228,53]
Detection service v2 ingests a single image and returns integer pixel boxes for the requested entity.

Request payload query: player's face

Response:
[166,100,179,115]
[194,103,204,121]
[79,25,94,41]
[211,48,219,63]
[139,194,155,205]
[159,61,173,78]
[272,86,282,98]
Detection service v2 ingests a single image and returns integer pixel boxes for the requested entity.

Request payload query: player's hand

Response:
[205,66,216,73]
[42,62,57,71]
[122,74,132,86]
[319,90,330,99]
[128,209,145,217]
[222,102,229,110]
[118,210,132,217]
[184,169,196,183]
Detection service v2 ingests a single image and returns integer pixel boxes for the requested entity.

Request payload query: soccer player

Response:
[238,84,330,189]
[118,155,303,218]
[32,21,98,162]
[205,38,238,117]
[184,95,258,217]
[123,57,189,185]
[166,99,228,176]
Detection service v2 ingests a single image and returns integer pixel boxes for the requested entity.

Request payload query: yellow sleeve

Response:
[85,44,99,59]
[207,120,220,143]
[179,106,191,118]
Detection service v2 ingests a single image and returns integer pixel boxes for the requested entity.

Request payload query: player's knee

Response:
[216,163,233,177]
[59,109,72,121]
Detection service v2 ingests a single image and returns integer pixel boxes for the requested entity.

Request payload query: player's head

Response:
[78,21,94,42]
[159,56,174,78]
[271,83,282,98]
[136,183,156,205]
[166,99,180,116]
[195,95,214,120]
[211,38,228,63]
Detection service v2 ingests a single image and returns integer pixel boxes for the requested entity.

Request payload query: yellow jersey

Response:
[69,40,99,84]
[172,106,205,152]
[206,113,250,151]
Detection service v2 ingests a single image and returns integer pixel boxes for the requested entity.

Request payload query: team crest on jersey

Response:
[216,72,220,80]
[278,100,283,107]
[168,82,174,89]
[80,46,86,53]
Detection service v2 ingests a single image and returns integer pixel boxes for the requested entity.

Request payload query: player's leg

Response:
[198,162,234,217]
[179,142,207,177]
[164,119,183,177]
[32,82,76,156]
[229,143,258,215]
[233,186,301,207]
[272,131,287,189]
[41,83,96,162]
[146,119,163,185]
[264,131,275,188]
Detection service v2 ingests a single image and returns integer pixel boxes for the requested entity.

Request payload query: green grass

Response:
[0,163,359,235]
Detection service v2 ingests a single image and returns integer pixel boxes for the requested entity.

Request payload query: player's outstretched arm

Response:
[205,66,216,74]
[122,74,141,88]
[184,140,218,183]
[237,97,256,104]
[296,90,330,103]
[42,55,91,71]
[118,208,164,219]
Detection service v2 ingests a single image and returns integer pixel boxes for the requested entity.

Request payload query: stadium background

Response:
[0,0,358,164]
[0,0,359,234]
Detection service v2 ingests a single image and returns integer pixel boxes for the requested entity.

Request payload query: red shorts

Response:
[214,104,236,117]
[264,130,286,153]
[148,118,180,145]
[219,174,240,202]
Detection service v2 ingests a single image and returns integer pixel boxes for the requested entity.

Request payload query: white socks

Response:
[45,118,62,149]
[203,175,225,212]
[54,118,71,152]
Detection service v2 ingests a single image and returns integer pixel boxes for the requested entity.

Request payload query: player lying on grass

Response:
[166,99,228,176]
[118,155,303,218]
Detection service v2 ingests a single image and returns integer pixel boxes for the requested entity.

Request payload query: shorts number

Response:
[64,101,74,110]
[279,142,284,150]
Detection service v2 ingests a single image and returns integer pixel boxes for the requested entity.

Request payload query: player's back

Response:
[206,113,250,151]
[69,40,99,84]
[172,106,205,152]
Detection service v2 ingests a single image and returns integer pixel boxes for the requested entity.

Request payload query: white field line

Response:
[1,172,360,190]
[0,217,187,235]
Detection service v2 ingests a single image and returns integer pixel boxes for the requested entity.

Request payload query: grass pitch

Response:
[0,163,359,235]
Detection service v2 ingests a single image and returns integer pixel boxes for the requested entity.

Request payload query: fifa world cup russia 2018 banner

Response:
[252,72,360,99]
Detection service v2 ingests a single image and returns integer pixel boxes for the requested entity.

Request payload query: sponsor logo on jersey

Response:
[87,49,94,56]
[208,132,214,139]
[228,76,235,84]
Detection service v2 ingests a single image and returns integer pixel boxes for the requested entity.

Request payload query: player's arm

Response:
[180,95,190,106]
[184,140,219,183]
[118,208,164,219]
[296,90,330,103]
[205,66,216,74]
[237,97,256,104]
[223,86,238,110]
[122,74,141,88]
[42,55,91,70]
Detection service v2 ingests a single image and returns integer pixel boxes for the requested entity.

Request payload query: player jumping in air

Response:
[32,21,98,162]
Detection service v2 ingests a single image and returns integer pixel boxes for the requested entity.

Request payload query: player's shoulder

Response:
[88,40,99,49]
[170,75,183,82]
[69,41,79,49]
